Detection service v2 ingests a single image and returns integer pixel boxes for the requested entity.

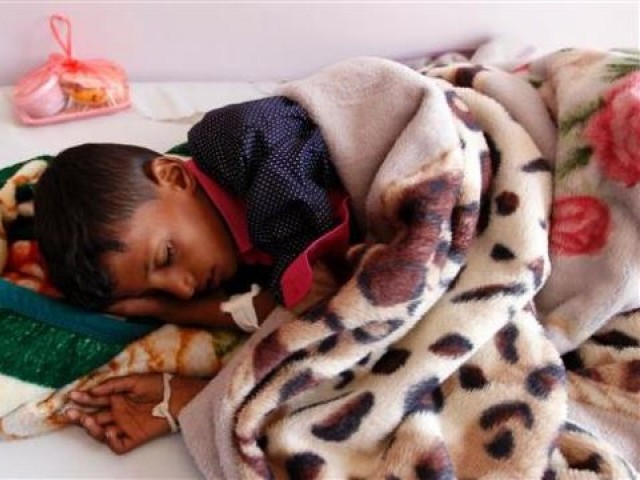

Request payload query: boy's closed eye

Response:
[159,240,176,268]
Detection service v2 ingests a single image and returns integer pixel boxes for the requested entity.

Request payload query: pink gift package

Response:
[12,15,131,125]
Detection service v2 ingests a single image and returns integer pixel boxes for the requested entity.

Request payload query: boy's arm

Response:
[65,373,209,454]
[107,289,277,328]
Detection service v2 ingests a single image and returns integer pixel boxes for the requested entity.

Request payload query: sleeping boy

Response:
[34,96,354,453]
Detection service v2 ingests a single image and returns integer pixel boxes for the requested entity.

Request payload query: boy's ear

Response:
[148,156,196,192]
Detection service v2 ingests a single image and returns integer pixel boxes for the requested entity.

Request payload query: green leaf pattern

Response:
[605,50,640,82]
[557,146,593,180]
[558,99,602,137]
[556,51,638,181]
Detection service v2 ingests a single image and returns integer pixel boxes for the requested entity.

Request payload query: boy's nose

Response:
[167,272,196,300]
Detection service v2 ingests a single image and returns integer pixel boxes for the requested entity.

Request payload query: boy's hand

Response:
[107,289,277,329]
[64,374,207,454]
[65,374,169,454]
[107,295,180,321]
[107,294,226,325]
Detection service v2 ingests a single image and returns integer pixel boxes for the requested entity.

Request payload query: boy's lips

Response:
[198,268,217,294]
[207,267,218,290]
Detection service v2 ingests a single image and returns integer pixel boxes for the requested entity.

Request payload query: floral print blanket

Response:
[532,49,640,469]
[178,50,639,479]
[430,51,640,469]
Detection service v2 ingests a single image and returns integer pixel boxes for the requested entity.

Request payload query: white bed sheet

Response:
[0,81,276,479]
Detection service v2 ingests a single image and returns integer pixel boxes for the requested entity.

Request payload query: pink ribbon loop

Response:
[49,14,73,59]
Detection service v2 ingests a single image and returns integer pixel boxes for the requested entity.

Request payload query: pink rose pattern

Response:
[550,196,611,256]
[584,71,640,187]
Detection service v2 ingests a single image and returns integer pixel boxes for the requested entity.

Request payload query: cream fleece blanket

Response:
[179,55,638,479]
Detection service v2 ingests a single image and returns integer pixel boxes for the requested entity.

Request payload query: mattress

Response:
[0,80,276,479]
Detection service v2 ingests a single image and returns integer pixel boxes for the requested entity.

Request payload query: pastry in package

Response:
[13,15,130,125]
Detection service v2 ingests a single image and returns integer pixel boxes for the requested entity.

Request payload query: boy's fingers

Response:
[90,376,138,396]
[64,408,82,423]
[93,410,114,426]
[105,427,136,455]
[69,391,110,407]
[107,297,164,317]
[104,425,122,441]
[104,425,123,452]
[107,299,141,317]
[107,299,139,316]
[109,394,131,411]
[74,412,105,441]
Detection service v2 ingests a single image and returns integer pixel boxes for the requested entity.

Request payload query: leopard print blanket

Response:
[179,56,638,479]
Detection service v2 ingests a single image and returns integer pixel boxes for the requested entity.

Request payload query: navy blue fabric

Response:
[187,96,341,302]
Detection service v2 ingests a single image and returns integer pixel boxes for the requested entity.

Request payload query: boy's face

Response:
[102,158,239,301]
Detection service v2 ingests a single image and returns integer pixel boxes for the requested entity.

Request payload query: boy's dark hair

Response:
[34,143,161,310]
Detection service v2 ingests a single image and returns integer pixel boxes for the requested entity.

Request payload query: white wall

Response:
[1,1,638,85]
